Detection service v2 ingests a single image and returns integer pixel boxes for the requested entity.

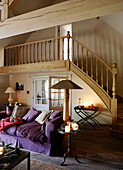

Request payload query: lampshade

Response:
[51,80,82,89]
[5,87,15,94]
[51,80,82,123]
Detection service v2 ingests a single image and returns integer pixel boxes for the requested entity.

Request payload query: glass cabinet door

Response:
[33,77,49,110]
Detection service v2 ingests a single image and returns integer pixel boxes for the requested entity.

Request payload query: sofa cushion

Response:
[6,105,14,116]
[50,115,63,129]
[16,130,24,137]
[49,110,62,120]
[2,125,18,136]
[12,106,30,118]
[35,110,53,124]
[22,107,40,122]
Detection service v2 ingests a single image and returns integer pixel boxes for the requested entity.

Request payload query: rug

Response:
[13,159,67,170]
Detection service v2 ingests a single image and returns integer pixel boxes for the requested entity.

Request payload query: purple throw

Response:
[18,121,44,142]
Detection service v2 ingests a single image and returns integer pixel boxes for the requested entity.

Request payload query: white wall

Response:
[72,18,123,97]
[0,74,9,108]
[71,72,112,124]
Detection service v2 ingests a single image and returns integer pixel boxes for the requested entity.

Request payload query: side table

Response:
[74,105,99,129]
[58,129,82,166]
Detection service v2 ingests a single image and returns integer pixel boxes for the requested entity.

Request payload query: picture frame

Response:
[16,82,24,91]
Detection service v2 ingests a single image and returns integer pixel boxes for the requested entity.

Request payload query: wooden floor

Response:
[31,125,123,170]
[71,125,123,166]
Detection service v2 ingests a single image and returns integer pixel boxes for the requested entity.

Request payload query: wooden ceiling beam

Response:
[0,0,123,39]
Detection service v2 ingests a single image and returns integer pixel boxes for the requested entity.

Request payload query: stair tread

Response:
[117,123,123,125]
[118,116,123,119]
[110,128,123,134]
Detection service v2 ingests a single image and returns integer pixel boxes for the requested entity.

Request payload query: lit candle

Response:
[0,146,4,155]
[72,123,79,131]
[65,125,70,133]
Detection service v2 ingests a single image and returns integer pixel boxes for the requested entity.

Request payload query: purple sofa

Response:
[0,107,63,156]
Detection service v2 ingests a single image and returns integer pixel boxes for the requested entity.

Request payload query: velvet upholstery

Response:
[2,125,18,136]
[22,107,40,122]
[49,110,62,120]
[0,112,63,156]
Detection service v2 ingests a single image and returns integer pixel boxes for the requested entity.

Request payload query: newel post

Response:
[67,31,70,60]
[111,63,117,129]
[112,63,117,99]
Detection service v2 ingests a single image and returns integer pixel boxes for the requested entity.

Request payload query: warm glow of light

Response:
[71,122,79,131]
[83,101,95,108]
[65,125,70,133]
[83,103,90,107]
[0,147,4,155]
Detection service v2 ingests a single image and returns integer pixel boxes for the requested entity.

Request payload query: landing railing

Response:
[4,32,117,99]
[4,35,68,65]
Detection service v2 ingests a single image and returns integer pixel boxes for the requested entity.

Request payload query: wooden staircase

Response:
[0,32,122,138]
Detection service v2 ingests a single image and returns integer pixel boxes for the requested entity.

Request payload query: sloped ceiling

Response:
[9,0,68,16]
[101,12,123,35]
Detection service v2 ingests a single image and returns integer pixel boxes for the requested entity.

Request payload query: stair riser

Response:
[117,125,123,131]
[111,131,123,139]
[118,109,123,113]
[117,118,123,124]
[117,113,123,117]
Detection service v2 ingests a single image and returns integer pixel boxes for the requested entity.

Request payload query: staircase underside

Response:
[0,60,111,110]
[70,62,111,111]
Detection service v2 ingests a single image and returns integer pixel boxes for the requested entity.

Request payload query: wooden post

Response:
[37,43,38,62]
[53,40,55,61]
[91,53,93,78]
[72,39,74,63]
[1,0,8,22]
[111,98,117,129]
[86,49,88,74]
[67,31,70,60]
[96,58,98,83]
[111,63,117,129]
[81,47,83,71]
[63,89,69,123]
[4,48,6,66]
[77,42,79,67]
[112,63,117,99]
[62,38,64,60]
[40,42,42,62]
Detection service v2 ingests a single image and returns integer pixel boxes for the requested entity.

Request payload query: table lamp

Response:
[51,80,82,123]
[5,87,15,105]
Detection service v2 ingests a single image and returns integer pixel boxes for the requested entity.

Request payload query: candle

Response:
[91,104,94,108]
[72,123,79,131]
[0,146,4,155]
[65,125,70,133]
